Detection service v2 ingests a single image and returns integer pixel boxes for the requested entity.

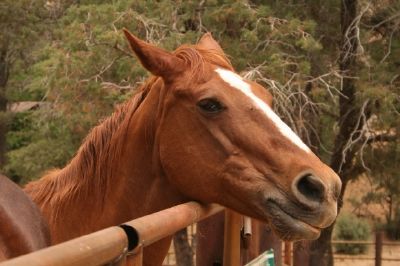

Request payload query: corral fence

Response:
[332,231,400,266]
[0,202,250,266]
[261,232,400,266]
[4,202,396,266]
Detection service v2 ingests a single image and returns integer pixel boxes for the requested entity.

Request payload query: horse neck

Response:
[113,79,188,216]
[24,78,187,244]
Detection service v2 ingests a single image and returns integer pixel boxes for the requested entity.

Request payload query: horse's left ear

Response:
[197,33,224,54]
[123,28,185,80]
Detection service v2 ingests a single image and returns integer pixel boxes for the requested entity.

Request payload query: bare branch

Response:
[242,63,342,153]
[369,12,400,30]
[101,81,137,92]
[341,4,370,63]
[338,100,370,173]
[380,23,398,63]
[366,132,398,144]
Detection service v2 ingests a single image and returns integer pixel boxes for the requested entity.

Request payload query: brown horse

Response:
[22,31,341,265]
[0,175,50,261]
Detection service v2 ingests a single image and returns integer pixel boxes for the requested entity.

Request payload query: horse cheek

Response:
[158,128,222,203]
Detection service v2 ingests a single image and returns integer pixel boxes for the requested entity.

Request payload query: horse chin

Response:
[265,201,321,241]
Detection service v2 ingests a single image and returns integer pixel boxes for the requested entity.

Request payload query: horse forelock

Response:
[173,44,233,83]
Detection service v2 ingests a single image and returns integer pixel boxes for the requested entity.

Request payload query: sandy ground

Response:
[163,232,400,266]
[163,244,400,266]
[334,244,400,266]
[335,259,399,266]
[335,177,400,266]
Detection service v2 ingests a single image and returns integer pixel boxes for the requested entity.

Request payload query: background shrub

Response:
[333,212,372,255]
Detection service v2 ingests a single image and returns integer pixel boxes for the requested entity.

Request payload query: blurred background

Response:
[0,1,399,265]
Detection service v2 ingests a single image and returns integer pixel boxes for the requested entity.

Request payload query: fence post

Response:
[223,210,242,266]
[375,231,383,266]
[284,242,292,266]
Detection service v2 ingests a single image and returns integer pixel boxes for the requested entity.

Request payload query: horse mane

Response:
[24,42,233,222]
[24,82,152,220]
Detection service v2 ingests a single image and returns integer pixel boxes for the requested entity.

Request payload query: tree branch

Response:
[366,133,398,144]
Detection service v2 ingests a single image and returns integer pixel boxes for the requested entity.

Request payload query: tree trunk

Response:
[0,48,9,167]
[173,228,194,266]
[307,1,361,266]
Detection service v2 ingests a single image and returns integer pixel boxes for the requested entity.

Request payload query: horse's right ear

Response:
[123,29,185,80]
[197,33,224,54]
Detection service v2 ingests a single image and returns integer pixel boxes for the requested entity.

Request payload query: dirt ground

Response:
[163,244,400,266]
[334,177,400,266]
[334,244,400,266]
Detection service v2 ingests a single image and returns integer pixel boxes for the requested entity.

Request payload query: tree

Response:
[0,0,49,169]
[296,1,400,265]
[2,0,399,265]
[307,0,361,264]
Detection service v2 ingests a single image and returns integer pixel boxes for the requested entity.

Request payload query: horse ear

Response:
[123,29,185,80]
[197,33,224,54]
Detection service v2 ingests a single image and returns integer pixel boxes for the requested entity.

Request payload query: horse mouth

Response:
[265,201,321,241]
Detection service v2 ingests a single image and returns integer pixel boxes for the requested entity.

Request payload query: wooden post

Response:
[258,225,282,266]
[223,210,242,266]
[284,242,292,266]
[293,241,309,266]
[196,212,225,266]
[375,231,383,266]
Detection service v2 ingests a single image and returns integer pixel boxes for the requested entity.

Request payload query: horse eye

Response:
[197,98,225,114]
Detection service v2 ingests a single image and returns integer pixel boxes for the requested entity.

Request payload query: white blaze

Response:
[215,68,311,153]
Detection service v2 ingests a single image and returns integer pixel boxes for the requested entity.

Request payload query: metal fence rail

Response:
[0,202,224,266]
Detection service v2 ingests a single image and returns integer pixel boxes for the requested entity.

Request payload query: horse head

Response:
[123,29,341,241]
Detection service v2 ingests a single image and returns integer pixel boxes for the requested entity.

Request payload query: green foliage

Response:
[381,215,400,240]
[4,109,76,183]
[0,1,398,264]
[333,213,372,254]
[1,1,399,208]
[6,112,34,150]
[0,0,47,49]
[359,133,400,233]
[2,0,330,182]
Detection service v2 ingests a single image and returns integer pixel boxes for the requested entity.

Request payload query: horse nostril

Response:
[296,174,325,202]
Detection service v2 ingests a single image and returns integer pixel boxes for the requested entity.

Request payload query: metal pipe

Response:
[242,216,252,250]
[0,202,223,266]
[0,227,128,266]
[125,202,223,253]
[243,216,252,238]
[110,248,127,266]
[127,246,143,266]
